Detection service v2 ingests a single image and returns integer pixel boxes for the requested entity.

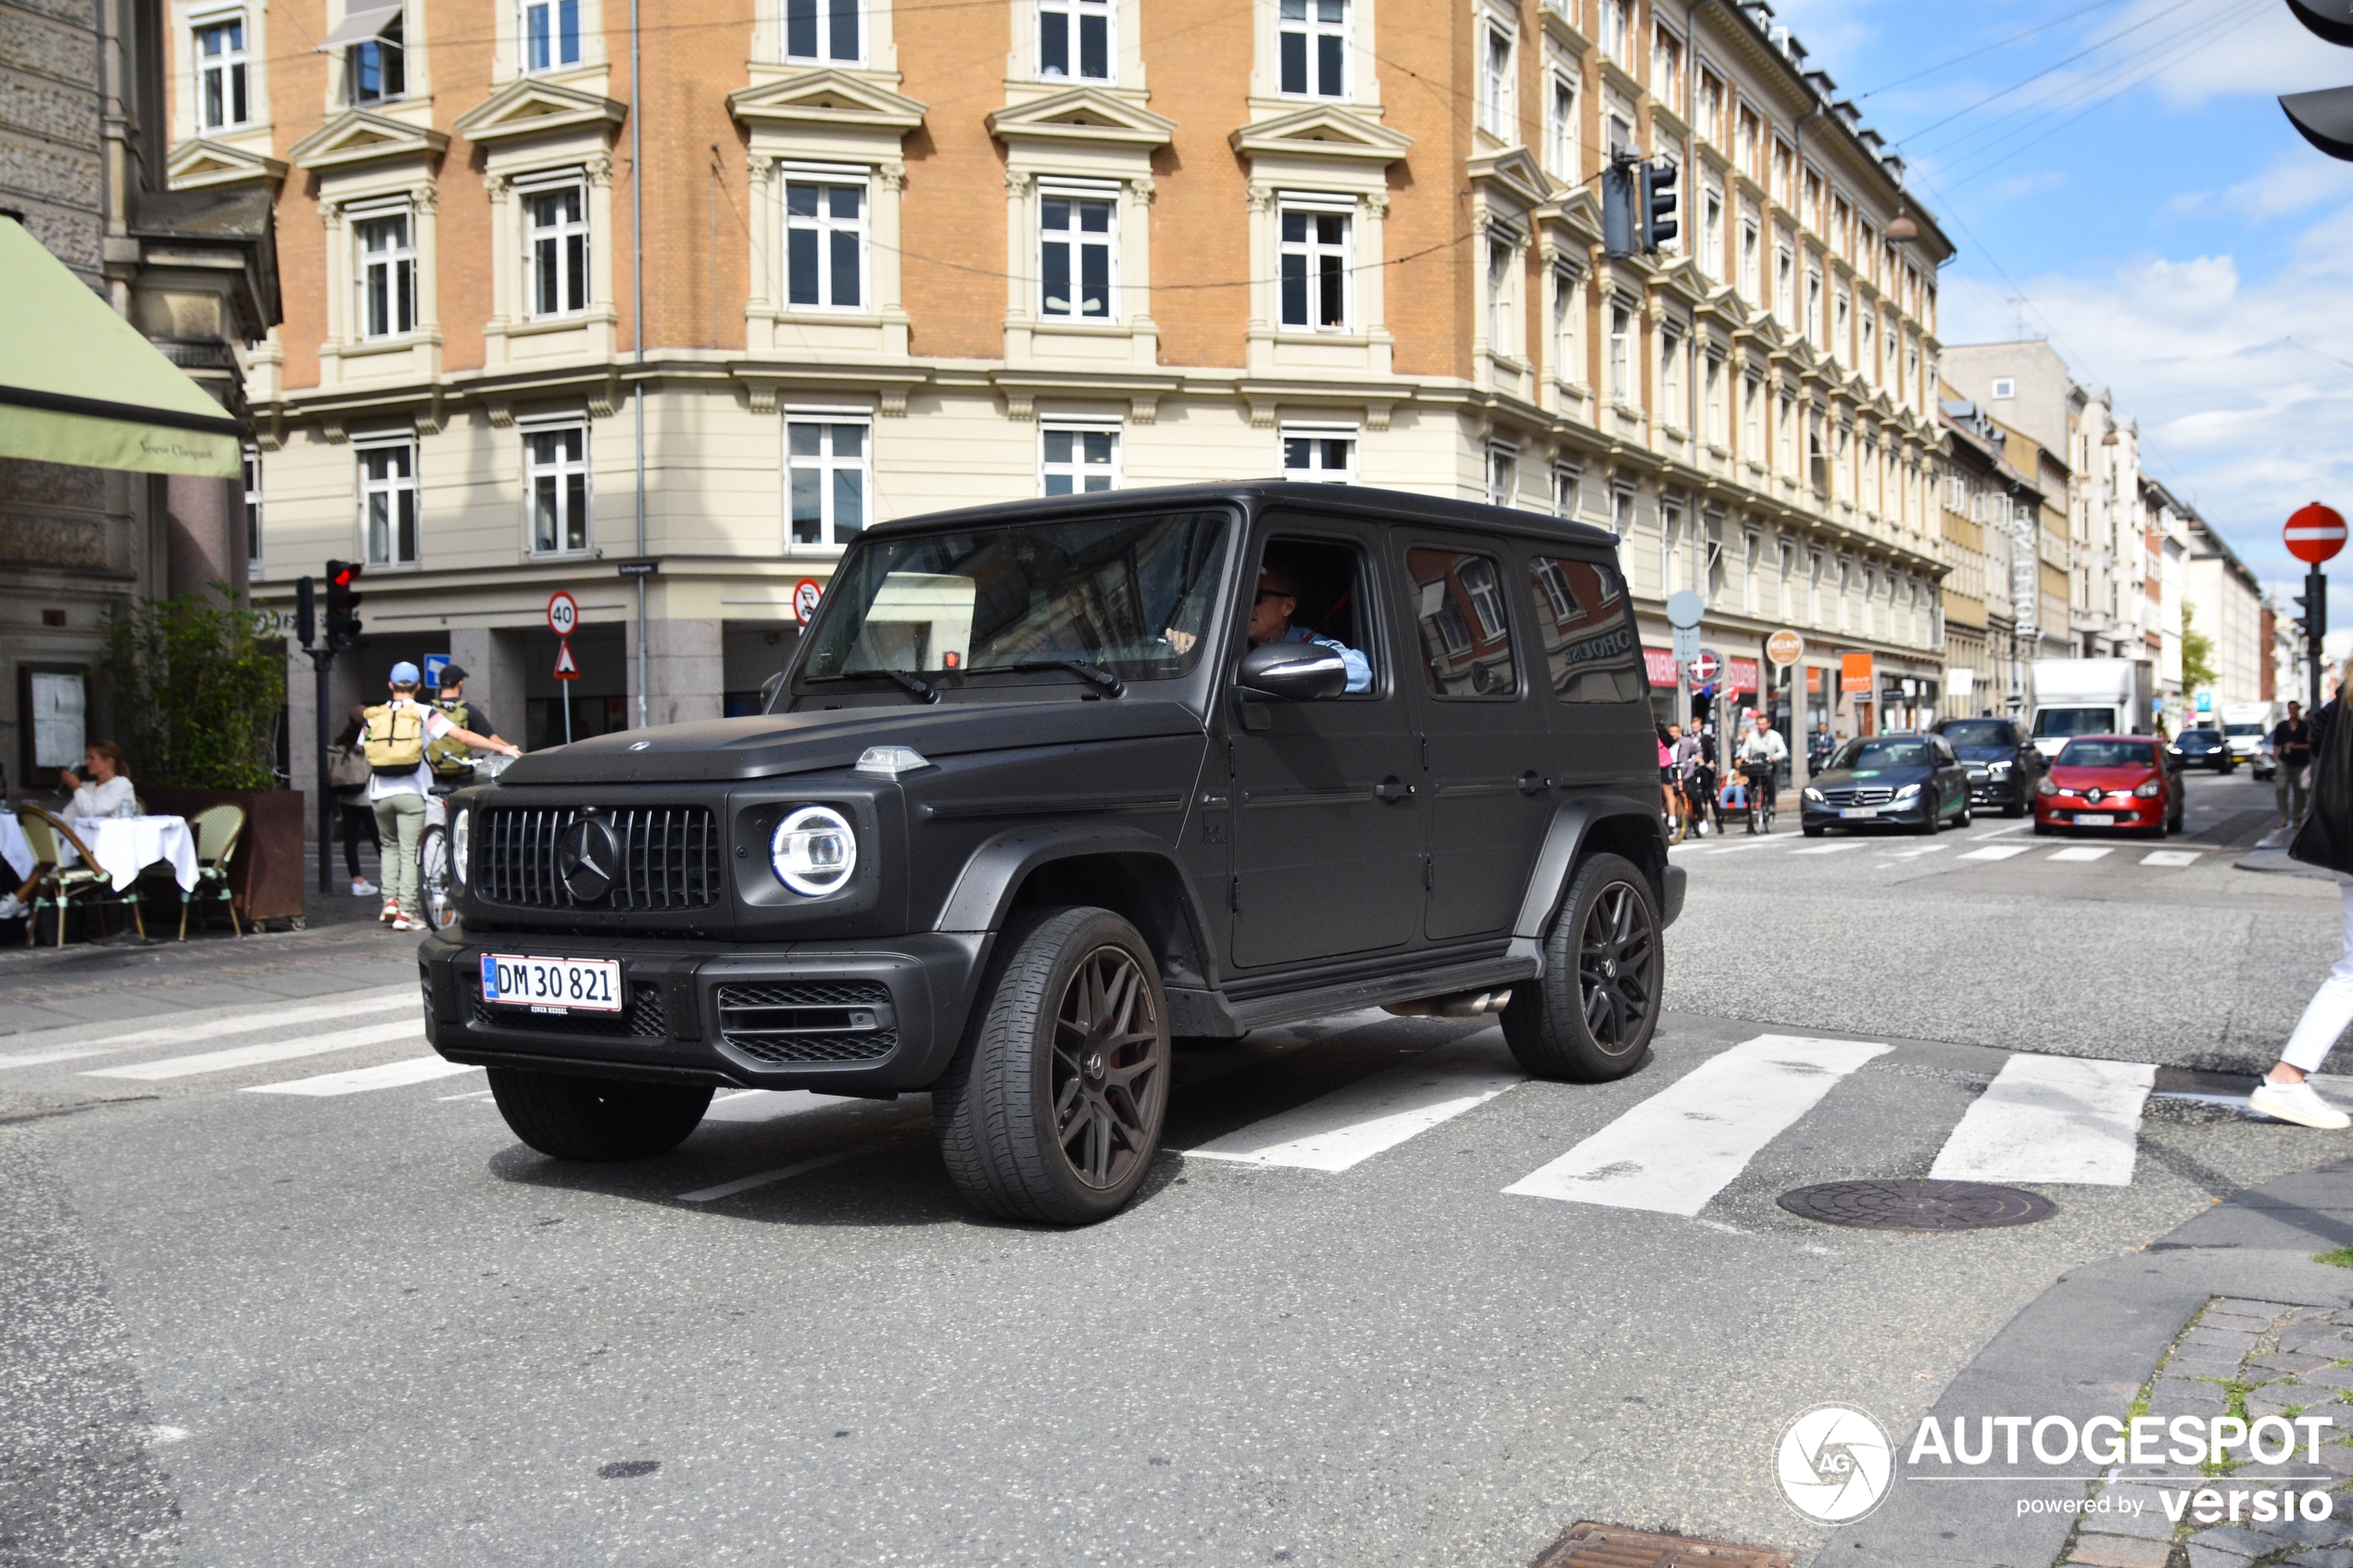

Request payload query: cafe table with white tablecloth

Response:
[62,814,199,892]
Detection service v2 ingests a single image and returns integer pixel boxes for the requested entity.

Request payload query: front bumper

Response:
[1801,802,1932,831]
[1965,774,2027,808]
[2034,801,2162,830]
[418,927,988,1095]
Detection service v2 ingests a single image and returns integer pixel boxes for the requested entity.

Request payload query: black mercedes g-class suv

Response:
[417,483,1682,1223]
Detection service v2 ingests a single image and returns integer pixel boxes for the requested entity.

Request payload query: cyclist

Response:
[1680,722,1717,837]
[1735,713,1788,830]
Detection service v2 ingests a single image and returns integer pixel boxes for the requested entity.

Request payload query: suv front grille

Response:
[478,806,722,911]
[717,981,897,1065]
[465,972,670,1038]
[1821,786,1895,807]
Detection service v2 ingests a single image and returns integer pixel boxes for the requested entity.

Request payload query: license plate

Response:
[481,953,623,1012]
[1838,807,1879,819]
[2075,812,2115,827]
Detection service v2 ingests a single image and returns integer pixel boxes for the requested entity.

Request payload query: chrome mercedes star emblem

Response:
[557,816,620,902]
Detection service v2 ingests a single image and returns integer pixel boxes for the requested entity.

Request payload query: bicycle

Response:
[417,752,514,933]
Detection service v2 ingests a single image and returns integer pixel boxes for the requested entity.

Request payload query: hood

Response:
[497,697,1206,784]
[1813,762,1937,789]
[2049,764,2158,787]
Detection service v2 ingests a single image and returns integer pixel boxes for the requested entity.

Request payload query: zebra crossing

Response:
[1676,822,2211,872]
[1,986,2305,1221]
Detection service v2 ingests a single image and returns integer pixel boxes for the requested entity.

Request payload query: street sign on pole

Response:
[1688,650,1722,688]
[1671,625,1701,664]
[547,589,580,637]
[793,577,824,625]
[2286,502,2347,563]
[1665,589,1705,630]
[553,637,578,745]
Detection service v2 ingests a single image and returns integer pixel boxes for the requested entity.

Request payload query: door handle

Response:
[1517,771,1547,796]
[1375,776,1415,802]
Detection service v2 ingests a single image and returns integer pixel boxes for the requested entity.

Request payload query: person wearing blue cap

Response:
[360,661,519,930]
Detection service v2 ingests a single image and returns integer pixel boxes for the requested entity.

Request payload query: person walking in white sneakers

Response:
[2259,672,2353,1129]
[361,661,519,931]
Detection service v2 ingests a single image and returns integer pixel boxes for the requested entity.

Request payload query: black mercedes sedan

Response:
[1931,716,2046,817]
[1801,733,1973,835]
[2172,727,2235,772]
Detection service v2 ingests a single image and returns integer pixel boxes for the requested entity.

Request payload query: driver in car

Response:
[1250,559,1372,693]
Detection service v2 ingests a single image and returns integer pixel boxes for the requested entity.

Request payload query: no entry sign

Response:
[2286,503,2347,564]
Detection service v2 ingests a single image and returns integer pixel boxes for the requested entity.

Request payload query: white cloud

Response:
[2142,1,2353,107]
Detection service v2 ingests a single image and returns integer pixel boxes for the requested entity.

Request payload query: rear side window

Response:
[1527,555,1642,703]
[1404,546,1517,698]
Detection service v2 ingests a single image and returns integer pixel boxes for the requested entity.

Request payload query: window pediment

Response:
[456,77,627,147]
[1466,146,1550,211]
[1228,105,1410,166]
[167,136,288,192]
[1538,183,1604,249]
[988,86,1174,151]
[289,109,449,172]
[729,69,927,134]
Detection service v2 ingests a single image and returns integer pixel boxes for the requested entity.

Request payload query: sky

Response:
[1763,0,2353,642]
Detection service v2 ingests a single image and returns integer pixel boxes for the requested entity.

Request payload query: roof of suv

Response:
[861,481,1622,548]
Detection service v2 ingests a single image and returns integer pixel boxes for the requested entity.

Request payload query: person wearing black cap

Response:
[427,665,510,787]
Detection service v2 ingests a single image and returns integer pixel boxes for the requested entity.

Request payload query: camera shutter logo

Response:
[1777,1404,1894,1523]
[559,816,619,903]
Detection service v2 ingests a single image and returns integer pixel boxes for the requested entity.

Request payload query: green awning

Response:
[0,217,245,479]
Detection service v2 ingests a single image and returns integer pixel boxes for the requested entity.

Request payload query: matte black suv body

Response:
[417,483,1681,1222]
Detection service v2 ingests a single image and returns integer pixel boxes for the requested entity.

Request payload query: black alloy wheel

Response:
[1502,852,1660,1082]
[1050,943,1164,1191]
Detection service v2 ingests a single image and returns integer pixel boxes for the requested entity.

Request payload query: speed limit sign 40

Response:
[547,589,579,637]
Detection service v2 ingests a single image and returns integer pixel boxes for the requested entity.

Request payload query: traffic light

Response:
[294,575,316,649]
[1602,156,1638,258]
[324,559,364,650]
[2283,0,2353,158]
[1641,158,1680,254]
[2297,576,2328,642]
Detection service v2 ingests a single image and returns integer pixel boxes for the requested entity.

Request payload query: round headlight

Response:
[451,808,470,884]
[1803,786,1823,803]
[2037,778,2057,797]
[771,806,857,897]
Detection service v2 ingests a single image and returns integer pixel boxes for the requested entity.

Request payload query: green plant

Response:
[100,584,283,791]
[2181,605,2218,702]
[2317,1245,2353,1270]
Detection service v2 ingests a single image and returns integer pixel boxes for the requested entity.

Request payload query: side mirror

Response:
[760,671,786,714]
[1238,641,1349,701]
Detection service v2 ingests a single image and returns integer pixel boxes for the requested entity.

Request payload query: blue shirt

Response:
[1281,623,1372,694]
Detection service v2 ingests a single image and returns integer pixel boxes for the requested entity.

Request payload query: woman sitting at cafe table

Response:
[61,740,137,820]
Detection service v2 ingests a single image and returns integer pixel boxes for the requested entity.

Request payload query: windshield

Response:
[2179,730,2221,744]
[2225,723,2263,736]
[1941,721,2017,748]
[2032,707,2116,739]
[1830,738,1933,771]
[802,510,1233,684]
[2058,738,2156,769]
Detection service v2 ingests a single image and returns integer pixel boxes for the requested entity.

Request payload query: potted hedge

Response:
[99,586,303,928]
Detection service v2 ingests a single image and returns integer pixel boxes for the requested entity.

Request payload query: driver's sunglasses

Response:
[1255,588,1293,603]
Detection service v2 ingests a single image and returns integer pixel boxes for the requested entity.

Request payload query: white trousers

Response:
[2284,884,2353,1073]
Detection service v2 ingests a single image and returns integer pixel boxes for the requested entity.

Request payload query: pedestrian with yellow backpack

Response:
[362,660,520,930]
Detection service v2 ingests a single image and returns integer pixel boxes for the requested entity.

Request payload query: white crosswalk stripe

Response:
[2142,850,2202,867]
[1189,1037,1522,1172]
[1790,843,1865,856]
[1930,1054,2154,1186]
[83,1021,426,1082]
[245,1058,481,1098]
[0,989,417,1072]
[2047,846,2114,862]
[1504,1035,1890,1215]
[1959,844,2032,861]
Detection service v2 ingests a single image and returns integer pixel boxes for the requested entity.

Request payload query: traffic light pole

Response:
[2309,566,2329,718]
[311,646,335,897]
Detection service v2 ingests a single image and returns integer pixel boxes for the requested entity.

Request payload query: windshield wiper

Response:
[983,659,1126,697]
[804,670,938,705]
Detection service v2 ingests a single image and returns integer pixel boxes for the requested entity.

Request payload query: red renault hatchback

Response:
[2033,734,2183,836]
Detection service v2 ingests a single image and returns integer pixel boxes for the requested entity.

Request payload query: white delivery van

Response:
[2028,659,2157,760]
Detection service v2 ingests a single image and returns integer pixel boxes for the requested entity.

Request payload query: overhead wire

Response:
[1883,0,2217,152]
[1851,0,2135,102]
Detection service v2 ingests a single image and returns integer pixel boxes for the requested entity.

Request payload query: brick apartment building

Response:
[170,0,1954,782]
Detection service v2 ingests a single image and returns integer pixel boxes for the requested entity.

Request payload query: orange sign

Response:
[1766,629,1805,667]
[1841,653,1875,696]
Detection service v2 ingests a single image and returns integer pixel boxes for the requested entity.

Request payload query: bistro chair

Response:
[15,807,142,945]
[179,804,246,940]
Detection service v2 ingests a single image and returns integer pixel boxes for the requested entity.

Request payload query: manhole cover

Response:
[1532,1522,1792,1568]
[1777,1178,2055,1232]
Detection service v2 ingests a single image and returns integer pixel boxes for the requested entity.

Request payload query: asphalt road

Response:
[4,769,2347,1568]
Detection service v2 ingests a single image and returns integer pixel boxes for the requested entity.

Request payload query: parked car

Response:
[414,483,1683,1224]
[2033,734,2183,837]
[2172,727,2234,773]
[1931,716,2045,817]
[1799,733,1973,835]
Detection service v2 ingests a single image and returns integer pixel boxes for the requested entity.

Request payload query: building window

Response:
[1486,234,1516,356]
[1041,424,1119,494]
[1832,287,1850,358]
[522,0,580,70]
[1544,71,1576,180]
[1407,546,1517,697]
[1805,267,1822,342]
[195,18,250,130]
[1703,353,1724,445]
[1040,192,1115,320]
[525,424,590,554]
[1991,376,2016,400]
[348,11,406,105]
[1279,0,1348,98]
[1598,0,1626,64]
[1039,0,1112,81]
[785,0,861,62]
[1551,464,1579,520]
[359,443,420,567]
[1478,20,1514,139]
[1774,245,1793,322]
[1659,329,1685,425]
[1696,68,1722,142]
[1610,485,1632,539]
[1739,216,1759,301]
[1606,299,1631,404]
[1551,268,1579,383]
[243,447,262,571]
[1281,426,1355,482]
[1860,311,1876,383]
[1651,27,1681,114]
[355,210,416,340]
[1743,373,1762,456]
[523,182,589,319]
[1699,185,1722,280]
[786,179,865,311]
[787,418,867,546]
[1486,443,1516,508]
[1278,205,1350,331]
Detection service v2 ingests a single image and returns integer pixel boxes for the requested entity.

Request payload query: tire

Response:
[487,1068,713,1160]
[1501,853,1661,1083]
[417,824,454,932]
[1957,801,1972,827]
[2032,820,2053,835]
[1803,822,1824,837]
[934,906,1171,1224]
[2005,800,2027,818]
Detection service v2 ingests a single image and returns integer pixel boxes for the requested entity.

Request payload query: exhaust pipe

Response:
[1383,988,1513,1020]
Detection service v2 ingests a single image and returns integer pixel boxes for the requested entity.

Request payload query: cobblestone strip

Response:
[2058,1297,2353,1568]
